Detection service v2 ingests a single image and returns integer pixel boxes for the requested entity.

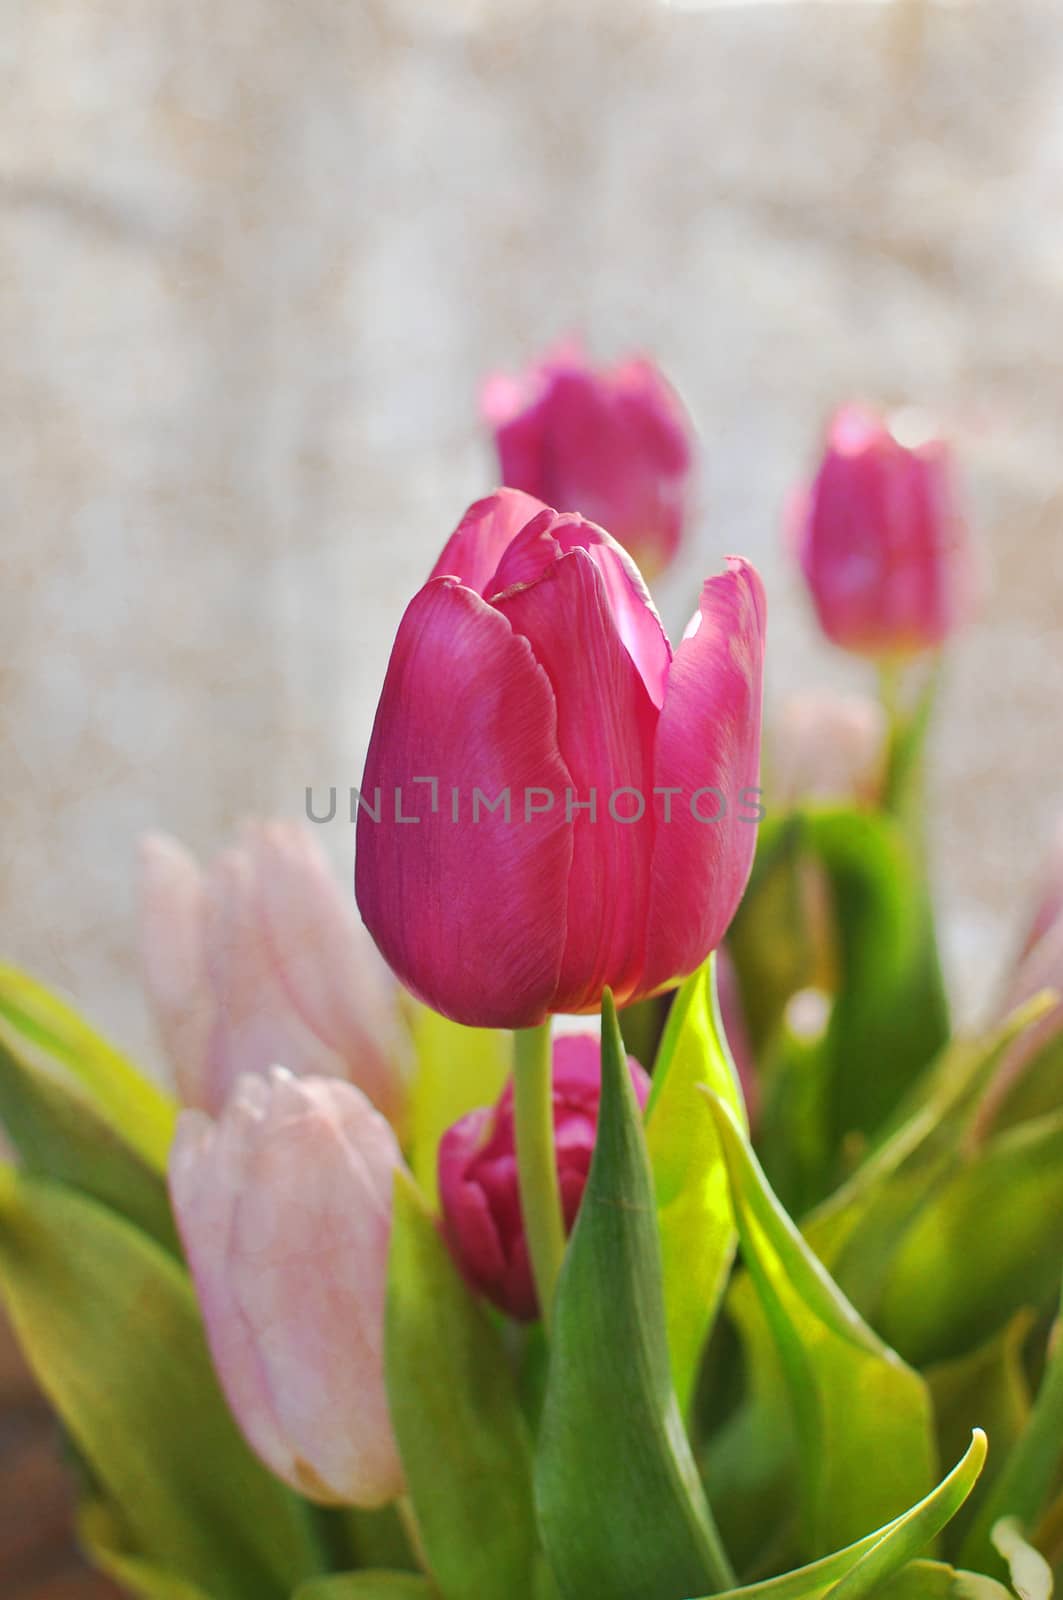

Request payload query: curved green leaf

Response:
[0,965,176,1170]
[536,993,733,1600]
[0,1029,179,1253]
[822,1432,986,1599]
[703,1092,936,1559]
[694,1434,988,1599]
[386,1169,541,1600]
[80,1499,215,1599]
[647,954,744,1414]
[0,1167,320,1600]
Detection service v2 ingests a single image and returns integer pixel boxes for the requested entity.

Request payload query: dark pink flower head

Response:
[792,405,973,657]
[481,342,696,580]
[438,1033,651,1320]
[355,489,766,1028]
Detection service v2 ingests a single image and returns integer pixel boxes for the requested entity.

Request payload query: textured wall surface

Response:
[2,0,1062,1075]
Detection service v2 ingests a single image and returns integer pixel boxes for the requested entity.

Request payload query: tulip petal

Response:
[494,549,659,1011]
[245,821,408,1126]
[170,1071,405,1506]
[641,557,766,995]
[489,511,672,709]
[201,851,351,1112]
[428,488,549,598]
[356,578,573,1028]
[138,834,213,1105]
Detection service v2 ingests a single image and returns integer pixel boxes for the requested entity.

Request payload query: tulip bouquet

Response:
[1,349,1062,1600]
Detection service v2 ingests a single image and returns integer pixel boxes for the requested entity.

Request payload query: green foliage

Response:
[0,965,177,1171]
[0,1167,321,1600]
[0,1028,179,1253]
[405,1005,508,1201]
[386,1169,542,1599]
[694,1432,989,1599]
[647,954,744,1415]
[293,1577,433,1599]
[703,1093,936,1560]
[535,993,733,1600]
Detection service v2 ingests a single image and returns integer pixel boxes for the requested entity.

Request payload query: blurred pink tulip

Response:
[139,821,407,1125]
[481,343,696,579]
[792,405,972,656]
[170,1068,406,1507]
[771,691,887,809]
[438,1033,651,1320]
[356,490,766,1028]
[981,820,1063,1123]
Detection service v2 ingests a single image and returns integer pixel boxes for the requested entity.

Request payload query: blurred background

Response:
[3,0,1063,1088]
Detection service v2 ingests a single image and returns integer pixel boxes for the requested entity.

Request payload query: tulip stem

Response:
[513,1020,565,1330]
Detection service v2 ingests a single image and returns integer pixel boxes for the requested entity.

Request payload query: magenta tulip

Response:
[438,1033,651,1320]
[169,1068,406,1506]
[481,343,696,579]
[792,405,972,656]
[355,490,765,1029]
[140,821,408,1126]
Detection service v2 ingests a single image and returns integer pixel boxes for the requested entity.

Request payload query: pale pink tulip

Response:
[170,1068,406,1506]
[140,822,407,1124]
[771,691,887,809]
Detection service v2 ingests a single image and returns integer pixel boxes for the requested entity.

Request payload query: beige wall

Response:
[2,0,1062,1073]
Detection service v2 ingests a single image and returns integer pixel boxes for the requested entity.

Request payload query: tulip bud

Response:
[792,405,972,656]
[770,691,887,809]
[356,489,765,1029]
[139,822,407,1126]
[169,1068,406,1506]
[481,342,696,579]
[438,1034,651,1320]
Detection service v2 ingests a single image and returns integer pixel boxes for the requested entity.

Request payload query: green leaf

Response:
[0,1029,179,1253]
[803,994,1056,1315]
[0,965,176,1171]
[822,1432,987,1600]
[536,992,733,1600]
[294,1577,432,1599]
[726,814,817,1055]
[804,808,949,1154]
[647,954,744,1415]
[406,1004,508,1202]
[0,1167,320,1600]
[702,1092,936,1559]
[875,1110,1063,1365]
[873,1562,1012,1599]
[79,1499,216,1599]
[386,1168,541,1600]
[961,1284,1063,1577]
[693,1434,988,1599]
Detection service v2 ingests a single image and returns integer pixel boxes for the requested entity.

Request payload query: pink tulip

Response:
[980,821,1063,1125]
[792,405,972,656]
[355,490,766,1029]
[139,821,407,1126]
[481,343,696,579]
[771,691,887,809]
[438,1033,651,1320]
[170,1068,406,1506]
